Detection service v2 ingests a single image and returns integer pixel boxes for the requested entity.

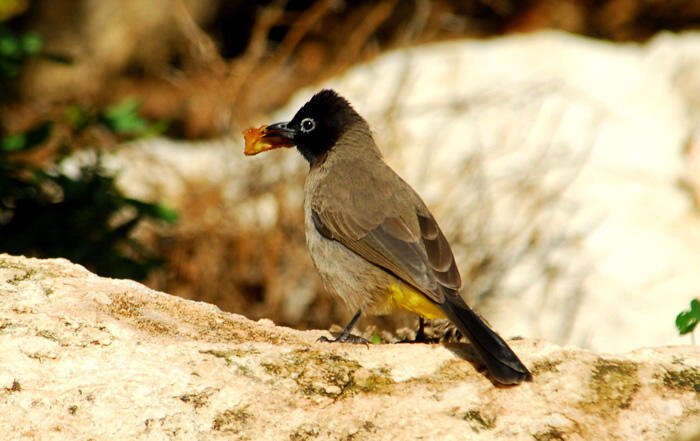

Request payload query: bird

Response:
[244,89,532,385]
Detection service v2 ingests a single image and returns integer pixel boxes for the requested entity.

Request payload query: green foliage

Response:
[0,24,42,79]
[675,299,700,336]
[0,162,177,280]
[101,98,168,137]
[0,126,178,279]
[1,121,53,152]
[1,44,176,280]
[125,197,179,224]
[0,24,71,102]
[102,98,148,134]
[61,99,168,139]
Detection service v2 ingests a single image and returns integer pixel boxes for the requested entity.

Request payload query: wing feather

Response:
[310,158,461,303]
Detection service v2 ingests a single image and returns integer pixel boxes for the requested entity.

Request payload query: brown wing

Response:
[310,158,461,303]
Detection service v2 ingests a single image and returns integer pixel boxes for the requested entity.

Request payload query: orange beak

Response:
[243,123,296,156]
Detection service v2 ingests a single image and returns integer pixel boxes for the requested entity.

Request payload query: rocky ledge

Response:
[0,254,697,440]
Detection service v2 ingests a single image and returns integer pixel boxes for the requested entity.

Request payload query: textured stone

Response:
[0,254,698,440]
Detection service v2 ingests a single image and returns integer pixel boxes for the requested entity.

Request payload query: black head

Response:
[263,89,362,165]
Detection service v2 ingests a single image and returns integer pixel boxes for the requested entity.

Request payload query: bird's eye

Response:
[300,118,316,133]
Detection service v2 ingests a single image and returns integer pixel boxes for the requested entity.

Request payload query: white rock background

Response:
[100,31,700,354]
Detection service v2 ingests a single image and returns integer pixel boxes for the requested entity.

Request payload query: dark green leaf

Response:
[675,299,700,335]
[151,204,178,224]
[20,33,42,55]
[64,105,89,130]
[691,298,700,315]
[101,98,149,134]
[1,133,25,151]
[0,58,18,77]
[1,121,53,152]
[0,35,18,57]
[142,120,169,137]
[125,198,178,224]
[103,98,141,119]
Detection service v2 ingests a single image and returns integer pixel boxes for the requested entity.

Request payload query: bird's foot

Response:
[397,333,439,344]
[318,332,369,344]
[397,317,436,343]
[413,325,427,343]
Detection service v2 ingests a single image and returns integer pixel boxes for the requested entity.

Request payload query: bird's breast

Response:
[303,191,445,320]
[303,191,388,312]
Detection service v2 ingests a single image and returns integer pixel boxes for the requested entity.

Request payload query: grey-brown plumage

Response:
[305,119,461,311]
[256,89,531,385]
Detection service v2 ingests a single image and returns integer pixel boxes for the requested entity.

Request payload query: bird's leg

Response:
[398,316,430,343]
[414,317,427,343]
[318,309,369,344]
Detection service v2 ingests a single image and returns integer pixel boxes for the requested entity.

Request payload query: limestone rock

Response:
[0,254,697,440]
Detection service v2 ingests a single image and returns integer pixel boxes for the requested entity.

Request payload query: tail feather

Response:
[441,299,532,385]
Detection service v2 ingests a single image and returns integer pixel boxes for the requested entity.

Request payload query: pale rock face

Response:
[0,254,698,440]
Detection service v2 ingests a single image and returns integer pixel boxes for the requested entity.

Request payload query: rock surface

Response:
[1,254,698,440]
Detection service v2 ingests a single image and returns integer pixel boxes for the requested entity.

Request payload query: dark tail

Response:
[441,299,532,385]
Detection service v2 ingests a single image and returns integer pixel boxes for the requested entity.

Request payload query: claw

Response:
[318,333,370,345]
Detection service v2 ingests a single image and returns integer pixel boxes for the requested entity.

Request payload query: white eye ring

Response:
[300,118,316,133]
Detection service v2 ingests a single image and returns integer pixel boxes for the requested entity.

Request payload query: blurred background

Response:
[1,0,699,353]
